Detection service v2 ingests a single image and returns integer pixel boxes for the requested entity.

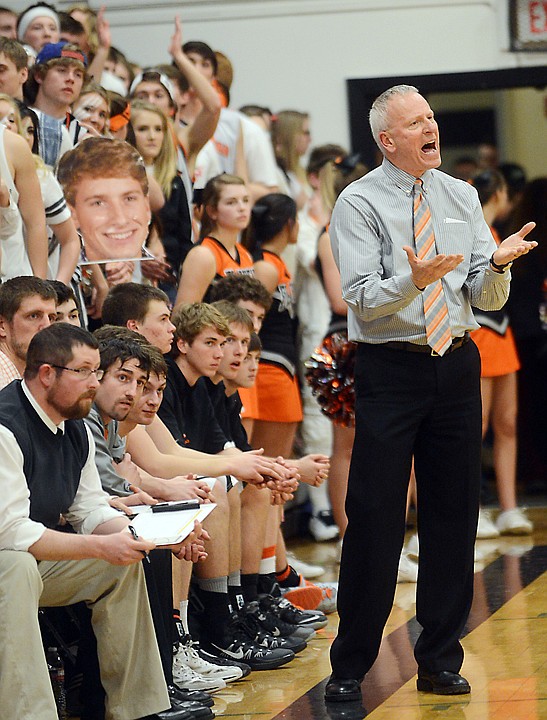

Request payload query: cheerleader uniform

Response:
[197,236,258,418]
[253,248,302,423]
[200,236,254,301]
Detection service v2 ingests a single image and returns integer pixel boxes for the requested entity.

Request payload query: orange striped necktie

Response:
[413,179,452,356]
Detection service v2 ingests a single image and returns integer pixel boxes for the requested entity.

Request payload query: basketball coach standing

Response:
[325,84,536,703]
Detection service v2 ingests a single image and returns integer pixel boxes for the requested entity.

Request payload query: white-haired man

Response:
[326,84,536,703]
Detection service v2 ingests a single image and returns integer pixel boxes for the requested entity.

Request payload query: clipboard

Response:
[129,503,215,545]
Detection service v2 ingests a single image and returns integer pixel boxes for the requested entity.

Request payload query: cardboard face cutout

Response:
[58,137,151,265]
[70,175,151,263]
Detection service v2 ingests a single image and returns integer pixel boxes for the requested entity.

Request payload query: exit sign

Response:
[510,0,547,50]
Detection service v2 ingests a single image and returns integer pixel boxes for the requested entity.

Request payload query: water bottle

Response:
[46,647,67,719]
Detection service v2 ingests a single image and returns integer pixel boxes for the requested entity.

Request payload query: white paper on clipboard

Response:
[130,503,216,545]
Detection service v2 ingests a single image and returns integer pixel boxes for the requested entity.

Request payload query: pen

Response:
[128,524,150,563]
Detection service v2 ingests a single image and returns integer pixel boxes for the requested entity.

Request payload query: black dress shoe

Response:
[171,699,214,719]
[140,705,194,720]
[417,670,471,695]
[325,676,363,703]
[169,685,214,707]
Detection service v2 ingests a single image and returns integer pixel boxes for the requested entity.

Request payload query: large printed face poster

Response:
[58,137,152,264]
[71,176,151,263]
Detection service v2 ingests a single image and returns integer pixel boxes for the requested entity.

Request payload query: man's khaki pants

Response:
[0,551,170,720]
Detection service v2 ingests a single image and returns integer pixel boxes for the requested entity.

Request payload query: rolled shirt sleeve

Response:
[0,424,120,552]
[0,425,47,551]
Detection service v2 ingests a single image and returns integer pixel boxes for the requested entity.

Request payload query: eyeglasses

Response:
[43,364,104,380]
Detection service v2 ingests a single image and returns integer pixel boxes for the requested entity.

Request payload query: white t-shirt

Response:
[213,107,241,175]
[240,115,278,187]
[194,139,222,190]
[36,164,72,280]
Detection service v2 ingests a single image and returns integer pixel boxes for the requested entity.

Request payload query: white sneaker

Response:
[175,637,243,682]
[496,508,533,536]
[397,553,418,583]
[286,551,325,579]
[315,581,338,614]
[309,511,339,542]
[405,533,419,561]
[173,652,227,692]
[477,508,500,539]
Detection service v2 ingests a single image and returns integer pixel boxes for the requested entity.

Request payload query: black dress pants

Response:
[330,340,482,680]
[146,549,176,684]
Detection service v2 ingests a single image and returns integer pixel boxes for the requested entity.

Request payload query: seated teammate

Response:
[158,302,299,670]
[82,330,214,716]
[0,323,202,720]
[210,301,333,621]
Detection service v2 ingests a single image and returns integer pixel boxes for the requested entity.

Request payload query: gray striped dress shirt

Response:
[330,158,511,344]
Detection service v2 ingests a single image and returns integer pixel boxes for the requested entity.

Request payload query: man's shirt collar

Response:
[21,380,65,435]
[381,158,433,196]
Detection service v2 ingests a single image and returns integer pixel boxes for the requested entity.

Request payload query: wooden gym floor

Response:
[213,505,547,720]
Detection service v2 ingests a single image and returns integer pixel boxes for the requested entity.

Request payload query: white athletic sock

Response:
[179,599,189,635]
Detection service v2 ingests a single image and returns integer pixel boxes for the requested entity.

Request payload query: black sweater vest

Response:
[0,382,89,528]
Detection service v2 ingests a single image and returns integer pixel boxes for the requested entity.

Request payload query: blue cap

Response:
[36,42,87,68]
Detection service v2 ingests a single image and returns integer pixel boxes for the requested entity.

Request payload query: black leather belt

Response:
[382,332,469,356]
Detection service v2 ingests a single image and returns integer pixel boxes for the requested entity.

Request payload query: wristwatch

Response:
[490,253,512,272]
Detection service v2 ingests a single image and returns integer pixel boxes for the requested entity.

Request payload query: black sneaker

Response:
[239,602,307,653]
[249,596,315,642]
[256,595,316,640]
[197,647,252,679]
[202,613,295,670]
[261,594,328,630]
